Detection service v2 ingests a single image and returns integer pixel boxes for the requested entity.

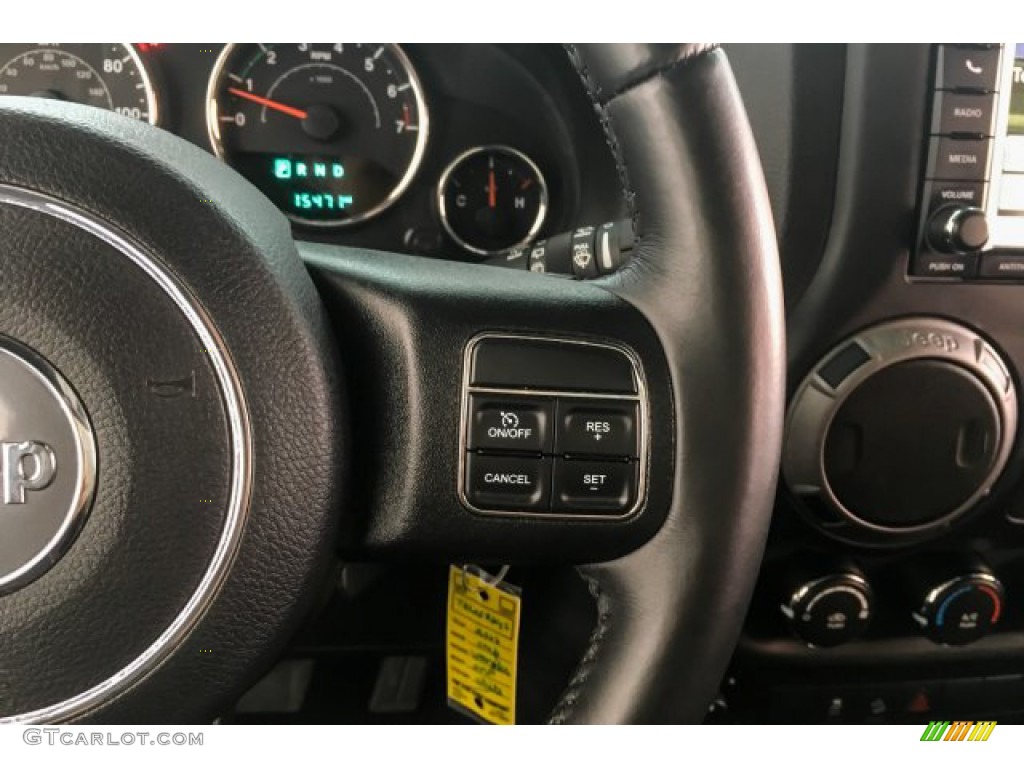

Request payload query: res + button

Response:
[556,399,638,457]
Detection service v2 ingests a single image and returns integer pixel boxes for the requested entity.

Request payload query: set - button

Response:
[552,459,637,514]
[465,394,641,516]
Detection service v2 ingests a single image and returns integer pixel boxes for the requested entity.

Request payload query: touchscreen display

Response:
[1009,43,1024,134]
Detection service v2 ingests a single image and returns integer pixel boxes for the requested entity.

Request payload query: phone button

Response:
[938,46,1001,92]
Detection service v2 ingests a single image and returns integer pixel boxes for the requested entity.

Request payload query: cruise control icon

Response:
[489,411,532,442]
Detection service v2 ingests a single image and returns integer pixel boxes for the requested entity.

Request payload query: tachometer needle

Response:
[488,169,497,209]
[227,87,308,120]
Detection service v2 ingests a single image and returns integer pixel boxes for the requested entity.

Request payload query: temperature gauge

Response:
[438,145,548,256]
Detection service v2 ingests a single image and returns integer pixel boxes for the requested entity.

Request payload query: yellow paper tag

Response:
[446,565,521,725]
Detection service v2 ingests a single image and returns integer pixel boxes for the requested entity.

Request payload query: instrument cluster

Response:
[0,43,621,260]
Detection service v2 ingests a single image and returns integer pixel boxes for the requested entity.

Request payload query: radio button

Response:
[927,181,986,210]
[932,91,997,136]
[937,46,1001,92]
[930,137,992,181]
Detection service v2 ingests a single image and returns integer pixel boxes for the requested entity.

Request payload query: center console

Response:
[724,44,1024,724]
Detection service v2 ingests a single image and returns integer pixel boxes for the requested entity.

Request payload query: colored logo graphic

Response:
[920,721,997,741]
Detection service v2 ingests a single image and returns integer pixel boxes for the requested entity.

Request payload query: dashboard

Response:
[9,42,1023,725]
[0,43,623,260]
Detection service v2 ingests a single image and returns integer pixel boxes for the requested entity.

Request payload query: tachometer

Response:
[0,44,157,124]
[206,43,428,228]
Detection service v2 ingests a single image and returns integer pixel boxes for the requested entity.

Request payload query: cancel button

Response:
[466,454,551,512]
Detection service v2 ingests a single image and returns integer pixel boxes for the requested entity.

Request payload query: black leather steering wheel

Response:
[0,43,783,724]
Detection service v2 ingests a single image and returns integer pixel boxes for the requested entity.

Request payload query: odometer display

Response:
[207,43,428,228]
[0,44,157,123]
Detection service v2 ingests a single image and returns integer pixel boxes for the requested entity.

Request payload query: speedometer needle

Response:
[488,169,497,209]
[227,87,308,120]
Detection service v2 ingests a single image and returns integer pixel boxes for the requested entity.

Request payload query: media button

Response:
[930,137,992,181]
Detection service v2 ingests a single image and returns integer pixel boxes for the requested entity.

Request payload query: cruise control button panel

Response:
[460,335,647,519]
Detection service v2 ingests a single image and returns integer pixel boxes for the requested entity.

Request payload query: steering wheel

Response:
[0,43,783,724]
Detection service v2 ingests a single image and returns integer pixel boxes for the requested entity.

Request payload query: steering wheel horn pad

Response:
[0,98,345,723]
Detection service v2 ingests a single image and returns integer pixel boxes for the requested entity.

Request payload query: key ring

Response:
[460,564,510,587]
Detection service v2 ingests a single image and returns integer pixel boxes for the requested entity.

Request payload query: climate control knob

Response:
[781,571,874,647]
[913,571,1004,646]
[927,205,989,254]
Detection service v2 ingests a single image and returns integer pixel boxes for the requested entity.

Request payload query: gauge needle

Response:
[227,87,308,120]
[488,169,497,209]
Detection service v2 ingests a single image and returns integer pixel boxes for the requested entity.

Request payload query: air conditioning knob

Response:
[913,571,1004,646]
[780,571,874,647]
[927,205,989,254]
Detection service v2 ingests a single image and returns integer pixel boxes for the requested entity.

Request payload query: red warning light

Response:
[906,690,931,714]
[134,44,164,53]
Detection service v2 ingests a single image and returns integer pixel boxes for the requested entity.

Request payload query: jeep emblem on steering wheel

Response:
[1,440,57,505]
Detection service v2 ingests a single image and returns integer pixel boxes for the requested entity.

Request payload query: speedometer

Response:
[206,43,429,228]
[0,44,157,124]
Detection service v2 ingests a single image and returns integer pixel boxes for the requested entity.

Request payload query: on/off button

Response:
[468,395,553,453]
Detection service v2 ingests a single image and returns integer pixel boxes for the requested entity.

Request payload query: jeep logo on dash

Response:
[2,440,57,505]
[903,330,959,353]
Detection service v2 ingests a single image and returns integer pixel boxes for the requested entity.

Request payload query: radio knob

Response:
[913,571,1004,646]
[927,205,989,254]
[780,571,874,647]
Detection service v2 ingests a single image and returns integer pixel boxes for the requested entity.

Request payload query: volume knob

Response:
[927,205,989,254]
